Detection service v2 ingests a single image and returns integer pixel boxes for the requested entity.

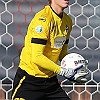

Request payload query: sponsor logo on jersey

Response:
[54,36,66,48]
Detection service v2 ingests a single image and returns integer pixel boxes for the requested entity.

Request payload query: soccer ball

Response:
[61,53,89,83]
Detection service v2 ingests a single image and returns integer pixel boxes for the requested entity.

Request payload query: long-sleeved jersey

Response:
[19,5,72,78]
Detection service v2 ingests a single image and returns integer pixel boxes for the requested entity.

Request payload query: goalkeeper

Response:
[12,0,75,100]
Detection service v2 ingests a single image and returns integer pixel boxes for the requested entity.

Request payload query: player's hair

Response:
[48,0,51,4]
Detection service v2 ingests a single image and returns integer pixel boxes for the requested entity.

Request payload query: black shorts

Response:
[11,68,71,100]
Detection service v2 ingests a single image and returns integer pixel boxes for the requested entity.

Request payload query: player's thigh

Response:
[11,68,45,100]
[46,84,71,100]
[12,77,46,100]
[14,90,45,100]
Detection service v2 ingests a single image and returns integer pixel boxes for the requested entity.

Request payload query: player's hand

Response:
[58,67,74,78]
[73,71,89,83]
[58,67,89,84]
[60,53,89,84]
[67,70,89,83]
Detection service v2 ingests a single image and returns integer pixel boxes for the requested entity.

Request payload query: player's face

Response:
[53,0,70,9]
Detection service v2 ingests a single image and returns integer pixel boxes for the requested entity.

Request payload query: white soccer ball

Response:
[61,53,89,83]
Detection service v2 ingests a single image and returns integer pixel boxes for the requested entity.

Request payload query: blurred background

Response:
[0,0,100,100]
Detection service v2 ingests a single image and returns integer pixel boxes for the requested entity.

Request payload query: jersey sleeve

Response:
[29,14,50,40]
[30,14,61,74]
[31,43,61,74]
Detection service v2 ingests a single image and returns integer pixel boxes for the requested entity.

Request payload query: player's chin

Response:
[62,4,69,8]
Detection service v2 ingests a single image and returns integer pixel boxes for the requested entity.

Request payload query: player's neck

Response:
[50,3,64,16]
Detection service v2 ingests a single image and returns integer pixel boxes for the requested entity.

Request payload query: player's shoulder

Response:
[33,5,53,23]
[63,12,72,21]
[63,12,72,26]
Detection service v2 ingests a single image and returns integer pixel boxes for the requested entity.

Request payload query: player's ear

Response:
[48,0,52,4]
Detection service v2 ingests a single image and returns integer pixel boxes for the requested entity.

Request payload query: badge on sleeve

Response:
[35,25,43,33]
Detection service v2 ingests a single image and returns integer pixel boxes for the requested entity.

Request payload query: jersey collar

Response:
[49,5,63,19]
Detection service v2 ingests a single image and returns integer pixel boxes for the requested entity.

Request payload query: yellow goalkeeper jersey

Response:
[19,5,72,78]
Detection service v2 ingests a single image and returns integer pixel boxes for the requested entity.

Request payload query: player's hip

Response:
[11,67,59,98]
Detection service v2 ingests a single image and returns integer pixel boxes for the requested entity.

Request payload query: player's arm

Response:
[30,15,61,74]
[31,38,60,73]
[31,40,73,78]
[31,15,73,78]
[31,38,74,78]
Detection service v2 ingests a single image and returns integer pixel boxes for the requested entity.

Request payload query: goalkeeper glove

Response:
[58,67,89,83]
[73,71,89,83]
[58,67,74,78]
